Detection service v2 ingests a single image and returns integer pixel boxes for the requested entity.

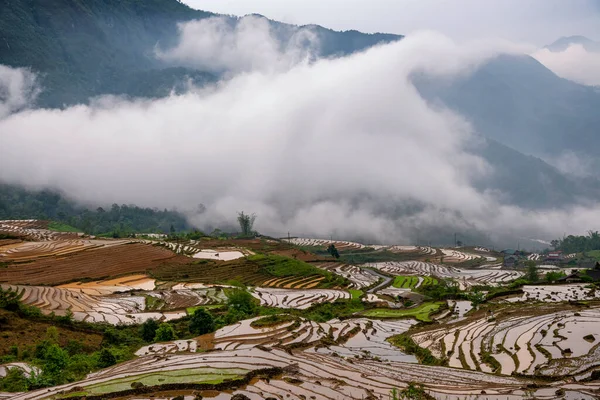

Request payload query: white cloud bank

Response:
[156,16,318,74]
[533,44,600,86]
[0,65,38,118]
[1,18,600,245]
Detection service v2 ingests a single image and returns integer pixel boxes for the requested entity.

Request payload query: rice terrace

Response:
[2,219,600,399]
[2,1,600,398]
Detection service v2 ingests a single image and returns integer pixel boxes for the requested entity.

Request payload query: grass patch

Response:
[349,289,363,300]
[84,368,248,394]
[186,304,224,315]
[48,221,81,233]
[361,302,444,322]
[392,276,438,290]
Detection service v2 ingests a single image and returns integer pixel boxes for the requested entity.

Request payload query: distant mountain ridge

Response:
[0,0,400,107]
[2,1,600,217]
[545,36,600,52]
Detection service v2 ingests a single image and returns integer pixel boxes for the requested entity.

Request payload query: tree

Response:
[237,211,256,237]
[227,289,257,315]
[140,319,159,342]
[545,271,566,282]
[154,323,176,342]
[327,244,340,259]
[97,348,117,368]
[525,261,539,282]
[42,344,69,377]
[189,308,215,335]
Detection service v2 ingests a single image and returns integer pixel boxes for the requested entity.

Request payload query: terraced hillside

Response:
[0,219,79,241]
[411,303,600,378]
[0,243,191,285]
[152,254,345,288]
[12,344,600,400]
[312,261,378,289]
[367,261,523,289]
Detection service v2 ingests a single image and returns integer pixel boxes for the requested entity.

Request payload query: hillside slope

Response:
[415,54,600,172]
[0,0,400,107]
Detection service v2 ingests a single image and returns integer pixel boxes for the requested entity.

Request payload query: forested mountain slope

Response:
[0,0,399,107]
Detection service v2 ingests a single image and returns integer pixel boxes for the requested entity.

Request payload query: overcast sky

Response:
[183,0,600,46]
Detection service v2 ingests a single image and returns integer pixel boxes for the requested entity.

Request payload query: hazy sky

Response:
[183,0,600,46]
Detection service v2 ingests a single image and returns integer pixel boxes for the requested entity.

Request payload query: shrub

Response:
[154,323,177,342]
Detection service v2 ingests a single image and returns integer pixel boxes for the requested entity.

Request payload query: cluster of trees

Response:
[0,184,190,236]
[551,231,600,253]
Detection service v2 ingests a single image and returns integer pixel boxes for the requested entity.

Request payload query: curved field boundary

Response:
[251,287,350,309]
[9,345,564,400]
[412,304,600,377]
[366,261,524,289]
[311,262,378,289]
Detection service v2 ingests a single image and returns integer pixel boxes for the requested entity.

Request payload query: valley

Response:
[1,221,600,399]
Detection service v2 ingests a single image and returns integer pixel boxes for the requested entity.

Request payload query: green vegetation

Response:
[0,184,190,235]
[249,254,346,287]
[361,302,444,322]
[47,222,80,233]
[237,211,256,237]
[82,368,249,395]
[189,308,215,335]
[349,289,363,300]
[525,261,539,282]
[393,276,438,290]
[552,231,600,253]
[327,244,340,259]
[186,304,223,315]
[391,383,436,400]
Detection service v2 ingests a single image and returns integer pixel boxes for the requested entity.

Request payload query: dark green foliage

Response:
[0,0,398,109]
[545,271,567,282]
[0,368,29,392]
[553,231,600,253]
[327,244,340,259]
[0,287,21,312]
[420,278,460,300]
[139,319,159,342]
[237,211,256,237]
[227,289,258,316]
[97,348,117,368]
[0,184,190,235]
[525,261,539,283]
[189,308,215,335]
[154,323,177,342]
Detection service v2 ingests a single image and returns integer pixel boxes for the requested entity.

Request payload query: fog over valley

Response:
[1,5,600,248]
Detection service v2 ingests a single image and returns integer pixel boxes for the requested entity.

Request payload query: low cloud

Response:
[0,65,39,119]
[156,16,319,74]
[533,44,600,86]
[1,27,600,246]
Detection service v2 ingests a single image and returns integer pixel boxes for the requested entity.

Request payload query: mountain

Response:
[414,54,600,176]
[0,0,400,108]
[545,36,600,52]
[1,0,600,223]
